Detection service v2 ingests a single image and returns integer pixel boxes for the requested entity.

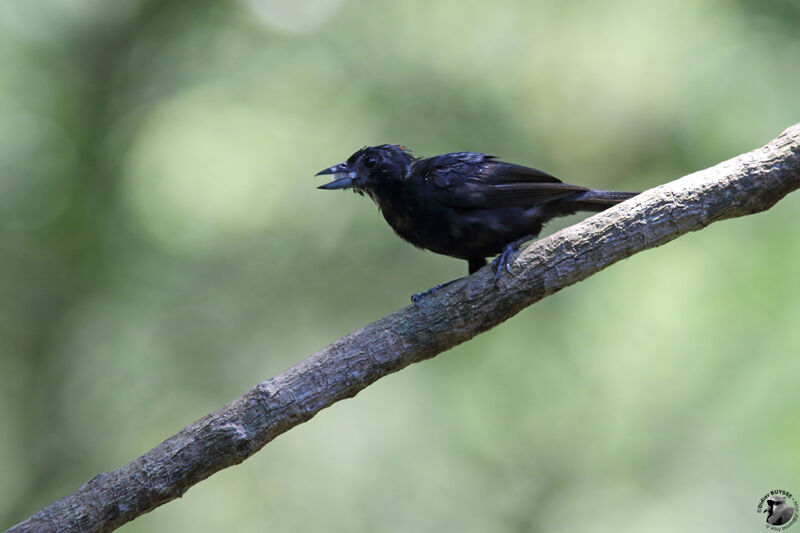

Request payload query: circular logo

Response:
[757,490,798,530]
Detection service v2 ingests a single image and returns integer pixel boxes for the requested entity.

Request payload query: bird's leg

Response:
[491,235,535,281]
[468,257,487,274]
[411,278,461,304]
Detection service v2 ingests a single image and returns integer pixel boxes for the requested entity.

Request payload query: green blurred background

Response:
[2,0,799,531]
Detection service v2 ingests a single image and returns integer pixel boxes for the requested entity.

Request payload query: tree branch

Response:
[8,123,800,533]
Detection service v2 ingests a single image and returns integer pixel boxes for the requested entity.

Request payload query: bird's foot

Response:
[411,279,460,304]
[491,235,535,281]
[491,245,516,281]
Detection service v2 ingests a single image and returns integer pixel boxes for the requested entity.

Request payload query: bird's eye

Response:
[363,156,378,169]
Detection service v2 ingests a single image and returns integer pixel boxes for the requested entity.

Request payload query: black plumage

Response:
[317,145,637,297]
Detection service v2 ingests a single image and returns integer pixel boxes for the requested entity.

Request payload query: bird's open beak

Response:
[316,163,356,190]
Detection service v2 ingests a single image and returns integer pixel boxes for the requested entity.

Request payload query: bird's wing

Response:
[415,153,588,208]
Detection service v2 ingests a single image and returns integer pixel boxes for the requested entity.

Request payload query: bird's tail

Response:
[559,189,639,212]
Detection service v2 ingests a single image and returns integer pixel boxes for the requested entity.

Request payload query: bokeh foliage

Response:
[1,0,799,531]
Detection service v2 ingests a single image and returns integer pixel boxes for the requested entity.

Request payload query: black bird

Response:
[317,145,637,300]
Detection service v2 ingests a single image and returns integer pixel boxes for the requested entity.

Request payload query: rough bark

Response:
[7,123,800,533]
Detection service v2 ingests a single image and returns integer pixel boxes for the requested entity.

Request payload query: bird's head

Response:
[316,145,414,195]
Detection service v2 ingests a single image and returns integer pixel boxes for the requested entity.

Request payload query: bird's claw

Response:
[491,235,536,282]
[491,244,517,281]
[411,289,433,304]
[411,279,459,304]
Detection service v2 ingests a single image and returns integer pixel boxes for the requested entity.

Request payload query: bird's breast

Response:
[376,191,439,248]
